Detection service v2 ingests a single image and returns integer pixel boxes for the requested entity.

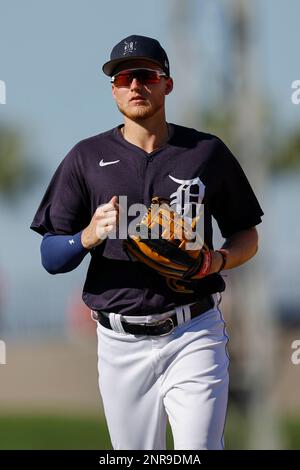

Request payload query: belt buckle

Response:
[152,317,175,336]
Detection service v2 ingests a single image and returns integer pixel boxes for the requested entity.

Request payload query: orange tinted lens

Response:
[113,70,161,86]
[113,73,133,86]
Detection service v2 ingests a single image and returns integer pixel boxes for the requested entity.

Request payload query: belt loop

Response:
[175,306,185,326]
[91,310,98,322]
[109,313,127,334]
[183,304,191,322]
[212,293,222,308]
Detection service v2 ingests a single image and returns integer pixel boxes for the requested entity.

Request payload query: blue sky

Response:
[258,0,300,129]
[0,0,299,173]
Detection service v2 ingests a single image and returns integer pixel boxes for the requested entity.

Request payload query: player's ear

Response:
[111,85,116,99]
[165,77,173,96]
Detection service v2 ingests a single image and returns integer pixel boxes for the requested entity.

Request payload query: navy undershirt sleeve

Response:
[41,231,89,274]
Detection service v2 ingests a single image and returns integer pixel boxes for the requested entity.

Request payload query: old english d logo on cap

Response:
[123,40,137,55]
[102,35,170,77]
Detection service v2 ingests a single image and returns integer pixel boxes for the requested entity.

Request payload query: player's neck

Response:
[121,117,170,154]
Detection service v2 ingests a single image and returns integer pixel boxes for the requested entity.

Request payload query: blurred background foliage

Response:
[0,126,40,200]
[272,130,300,171]
[201,106,300,172]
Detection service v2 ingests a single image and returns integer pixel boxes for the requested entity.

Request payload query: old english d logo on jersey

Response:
[168,175,206,220]
[167,175,206,294]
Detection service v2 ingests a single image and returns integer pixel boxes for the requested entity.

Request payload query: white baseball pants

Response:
[95,297,229,450]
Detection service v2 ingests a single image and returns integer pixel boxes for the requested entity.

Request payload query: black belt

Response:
[95,295,214,336]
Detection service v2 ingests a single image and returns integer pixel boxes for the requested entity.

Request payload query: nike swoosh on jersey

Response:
[99,158,120,167]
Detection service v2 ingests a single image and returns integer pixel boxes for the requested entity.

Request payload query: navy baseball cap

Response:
[102,35,170,77]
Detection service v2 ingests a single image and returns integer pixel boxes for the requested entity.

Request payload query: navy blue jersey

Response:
[30,124,263,315]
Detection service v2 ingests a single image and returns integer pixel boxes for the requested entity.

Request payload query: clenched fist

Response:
[81,196,120,249]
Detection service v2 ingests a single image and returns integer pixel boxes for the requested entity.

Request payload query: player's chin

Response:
[124,108,154,120]
[122,104,161,121]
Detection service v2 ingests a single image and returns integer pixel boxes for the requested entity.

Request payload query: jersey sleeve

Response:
[30,144,91,236]
[209,139,264,238]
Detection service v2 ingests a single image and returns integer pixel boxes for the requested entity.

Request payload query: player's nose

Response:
[130,77,142,90]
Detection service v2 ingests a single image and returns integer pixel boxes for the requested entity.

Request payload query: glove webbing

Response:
[125,237,207,280]
[140,234,196,267]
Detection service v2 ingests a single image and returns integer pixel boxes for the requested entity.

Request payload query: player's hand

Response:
[81,196,120,249]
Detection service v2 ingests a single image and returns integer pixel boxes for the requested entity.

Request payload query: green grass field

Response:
[0,410,299,450]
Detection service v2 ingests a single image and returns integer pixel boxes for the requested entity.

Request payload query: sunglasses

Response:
[111,68,167,87]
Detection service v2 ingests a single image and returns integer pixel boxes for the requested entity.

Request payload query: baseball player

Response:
[30,35,263,450]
